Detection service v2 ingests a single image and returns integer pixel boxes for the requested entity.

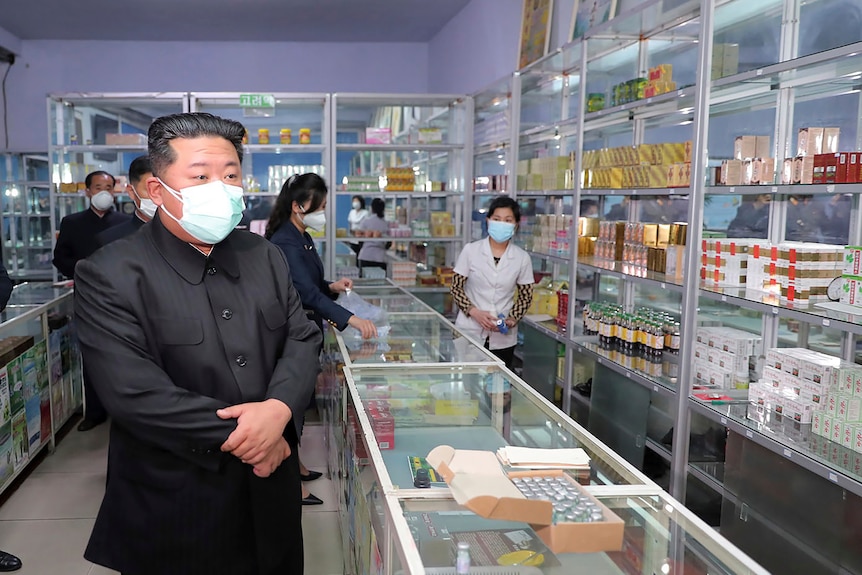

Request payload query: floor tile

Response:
[88,564,120,574]
[0,472,105,520]
[302,476,338,513]
[0,518,94,575]
[36,425,109,474]
[300,427,329,470]
[302,511,344,575]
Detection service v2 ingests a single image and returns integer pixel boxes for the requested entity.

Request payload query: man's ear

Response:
[146,177,164,206]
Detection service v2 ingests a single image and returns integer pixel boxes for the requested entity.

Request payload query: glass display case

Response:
[0,283,80,498]
[321,284,766,575]
[0,154,52,280]
[330,94,471,299]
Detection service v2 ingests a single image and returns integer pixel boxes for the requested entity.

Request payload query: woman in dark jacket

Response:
[266,173,376,505]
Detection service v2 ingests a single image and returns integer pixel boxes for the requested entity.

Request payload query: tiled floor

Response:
[0,421,342,574]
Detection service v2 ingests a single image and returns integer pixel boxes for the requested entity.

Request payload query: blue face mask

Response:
[487,220,516,243]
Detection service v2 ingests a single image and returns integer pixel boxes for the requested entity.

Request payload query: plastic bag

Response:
[336,289,390,339]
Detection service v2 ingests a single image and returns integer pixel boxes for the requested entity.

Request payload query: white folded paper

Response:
[497,446,591,470]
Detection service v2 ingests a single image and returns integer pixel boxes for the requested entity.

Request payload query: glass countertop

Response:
[347,365,649,488]
[9,282,74,306]
[341,313,497,366]
[395,490,766,575]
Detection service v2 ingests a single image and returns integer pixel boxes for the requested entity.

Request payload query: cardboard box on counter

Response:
[427,446,624,555]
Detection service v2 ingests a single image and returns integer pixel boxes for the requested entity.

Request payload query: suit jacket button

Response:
[207,267,217,275]
[221,309,233,320]
[235,355,248,367]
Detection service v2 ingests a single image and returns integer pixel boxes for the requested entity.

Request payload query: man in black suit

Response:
[53,170,129,432]
[97,155,154,246]
[52,170,129,278]
[74,112,321,575]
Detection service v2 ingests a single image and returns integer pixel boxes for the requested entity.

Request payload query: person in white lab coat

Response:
[347,195,369,255]
[450,196,533,367]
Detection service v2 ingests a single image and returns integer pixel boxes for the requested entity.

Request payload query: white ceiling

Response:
[1,0,472,42]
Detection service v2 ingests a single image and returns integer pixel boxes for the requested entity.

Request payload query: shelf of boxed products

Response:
[581,141,694,192]
[710,41,862,96]
[697,239,862,336]
[578,256,684,293]
[583,86,696,129]
[688,398,862,499]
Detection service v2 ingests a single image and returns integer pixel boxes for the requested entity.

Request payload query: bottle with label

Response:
[456,541,470,574]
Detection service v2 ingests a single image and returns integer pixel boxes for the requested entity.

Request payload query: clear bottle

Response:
[456,541,471,574]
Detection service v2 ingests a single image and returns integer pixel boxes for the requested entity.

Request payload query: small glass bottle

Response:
[456,541,471,574]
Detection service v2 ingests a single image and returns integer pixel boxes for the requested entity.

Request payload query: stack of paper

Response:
[496,446,591,470]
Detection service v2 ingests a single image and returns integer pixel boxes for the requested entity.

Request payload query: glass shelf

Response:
[579,256,684,292]
[349,364,650,488]
[395,489,767,575]
[699,284,862,336]
[575,338,680,398]
[707,183,862,196]
[521,316,577,346]
[340,312,498,367]
[689,397,862,499]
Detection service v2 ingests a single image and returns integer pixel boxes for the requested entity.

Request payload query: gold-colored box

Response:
[657,224,672,247]
[643,224,659,247]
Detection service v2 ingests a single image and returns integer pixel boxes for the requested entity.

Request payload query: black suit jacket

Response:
[74,214,321,575]
[96,213,146,246]
[269,223,352,332]
[53,208,130,278]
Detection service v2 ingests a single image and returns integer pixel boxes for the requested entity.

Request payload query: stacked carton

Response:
[779,127,841,185]
[839,246,862,308]
[743,242,844,303]
[517,156,575,191]
[388,260,417,286]
[719,135,775,186]
[711,43,740,80]
[582,142,692,189]
[529,214,573,256]
[752,348,862,454]
[701,238,761,286]
[694,327,761,390]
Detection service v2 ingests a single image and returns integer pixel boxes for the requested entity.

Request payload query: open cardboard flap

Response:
[426,445,553,525]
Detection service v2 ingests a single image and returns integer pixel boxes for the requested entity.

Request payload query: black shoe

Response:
[300,470,323,482]
[77,418,106,432]
[302,493,324,506]
[0,551,21,572]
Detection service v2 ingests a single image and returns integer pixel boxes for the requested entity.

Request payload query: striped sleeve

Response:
[508,283,533,323]
[450,273,474,316]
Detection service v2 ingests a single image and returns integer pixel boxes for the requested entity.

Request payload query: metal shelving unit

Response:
[480,1,862,572]
[1,154,53,280]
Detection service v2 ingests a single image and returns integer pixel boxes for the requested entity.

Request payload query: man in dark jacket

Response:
[52,170,129,278]
[97,155,154,246]
[53,170,129,432]
[74,113,321,575]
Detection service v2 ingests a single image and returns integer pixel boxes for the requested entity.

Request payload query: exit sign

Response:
[239,93,275,108]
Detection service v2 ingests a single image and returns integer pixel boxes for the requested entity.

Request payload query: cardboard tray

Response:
[427,446,625,554]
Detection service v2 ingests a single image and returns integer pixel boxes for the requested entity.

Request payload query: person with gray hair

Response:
[75,112,320,575]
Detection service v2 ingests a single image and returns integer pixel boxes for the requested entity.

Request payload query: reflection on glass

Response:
[350,366,643,487]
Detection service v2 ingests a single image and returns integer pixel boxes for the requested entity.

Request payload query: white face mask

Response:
[352,201,361,210]
[90,191,114,211]
[158,178,245,244]
[301,208,326,232]
[130,185,158,219]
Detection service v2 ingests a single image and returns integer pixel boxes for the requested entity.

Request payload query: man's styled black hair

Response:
[85,170,116,189]
[148,113,245,177]
[128,155,153,185]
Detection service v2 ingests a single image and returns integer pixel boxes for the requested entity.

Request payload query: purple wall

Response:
[427,0,577,95]
[4,40,429,151]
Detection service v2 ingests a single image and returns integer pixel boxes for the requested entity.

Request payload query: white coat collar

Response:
[481,237,516,260]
